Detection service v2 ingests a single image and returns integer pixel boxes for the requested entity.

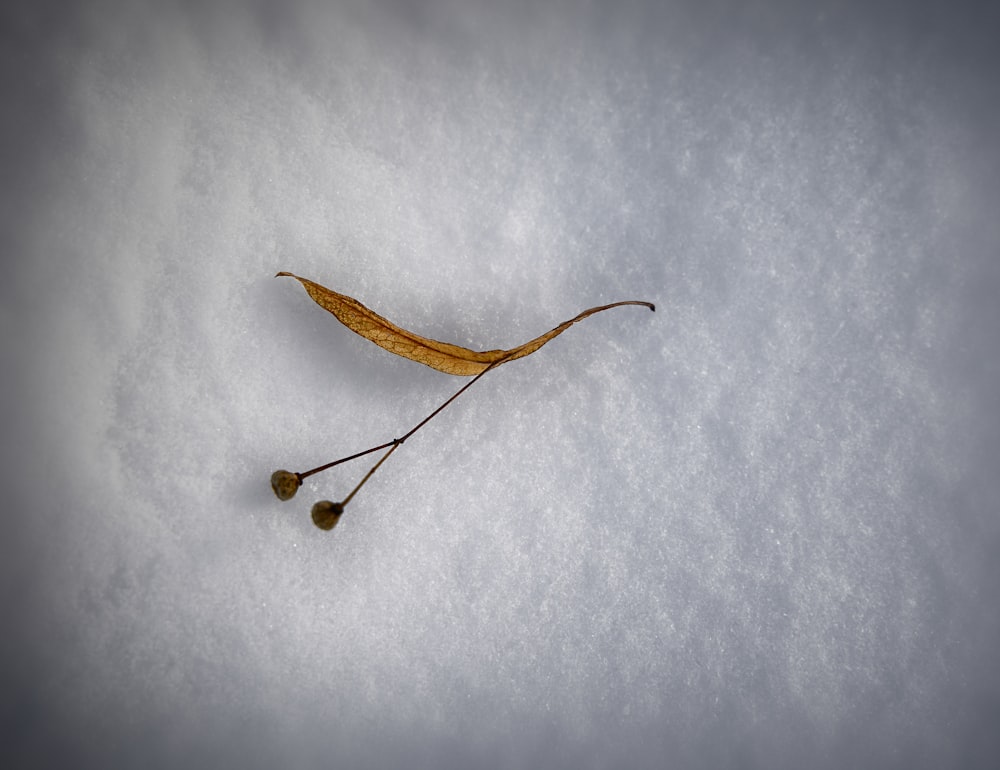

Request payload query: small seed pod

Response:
[271,470,300,501]
[311,500,344,530]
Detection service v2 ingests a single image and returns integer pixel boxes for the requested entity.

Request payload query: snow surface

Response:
[4,0,1000,768]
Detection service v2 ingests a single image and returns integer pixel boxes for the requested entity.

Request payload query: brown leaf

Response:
[277,272,654,376]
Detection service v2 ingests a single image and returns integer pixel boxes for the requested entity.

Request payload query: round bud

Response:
[271,470,300,501]
[311,500,344,530]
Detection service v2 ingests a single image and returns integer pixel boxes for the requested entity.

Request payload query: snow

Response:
[4,0,1000,768]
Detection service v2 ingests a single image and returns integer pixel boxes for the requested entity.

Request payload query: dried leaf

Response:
[277,272,654,376]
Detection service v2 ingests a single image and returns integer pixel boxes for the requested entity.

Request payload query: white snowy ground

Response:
[3,1,1000,768]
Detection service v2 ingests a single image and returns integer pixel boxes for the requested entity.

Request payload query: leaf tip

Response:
[275,271,294,278]
[649,303,656,312]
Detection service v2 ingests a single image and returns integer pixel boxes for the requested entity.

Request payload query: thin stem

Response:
[340,442,400,507]
[293,356,508,487]
[296,438,398,482]
[398,358,503,444]
[332,359,506,507]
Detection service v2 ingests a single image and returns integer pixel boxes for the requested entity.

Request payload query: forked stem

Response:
[272,357,507,509]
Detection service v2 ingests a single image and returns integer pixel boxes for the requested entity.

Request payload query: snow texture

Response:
[3,0,1000,768]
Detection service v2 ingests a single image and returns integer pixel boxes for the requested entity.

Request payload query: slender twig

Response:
[306,357,501,477]
[331,357,506,506]
[271,357,508,508]
[296,439,398,482]
[340,442,400,507]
